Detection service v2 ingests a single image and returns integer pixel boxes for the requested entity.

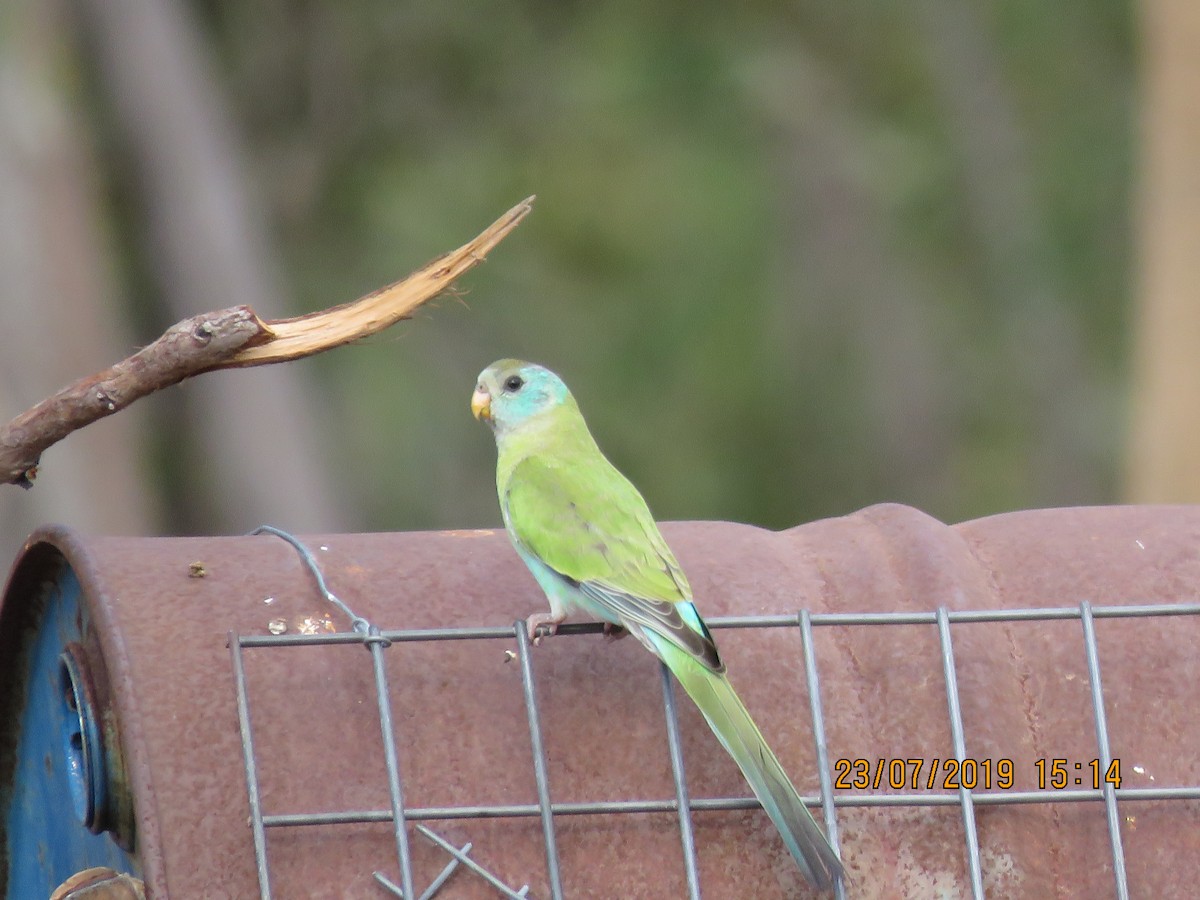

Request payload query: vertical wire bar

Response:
[228,632,272,900]
[658,662,703,900]
[935,608,985,900]
[366,627,416,900]
[1079,602,1130,900]
[798,610,847,900]
[514,623,565,900]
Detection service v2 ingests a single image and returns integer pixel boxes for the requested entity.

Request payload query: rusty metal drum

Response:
[2,503,1198,898]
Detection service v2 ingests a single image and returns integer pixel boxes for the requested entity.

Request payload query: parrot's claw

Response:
[602,622,627,641]
[526,612,564,645]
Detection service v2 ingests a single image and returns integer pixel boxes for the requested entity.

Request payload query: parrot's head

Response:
[472,359,572,435]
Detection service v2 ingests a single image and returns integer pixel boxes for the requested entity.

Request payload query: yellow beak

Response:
[471,386,492,421]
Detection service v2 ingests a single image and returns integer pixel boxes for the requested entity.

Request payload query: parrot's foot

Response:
[602,622,627,641]
[526,612,565,644]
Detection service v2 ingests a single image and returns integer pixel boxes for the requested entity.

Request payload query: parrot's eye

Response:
[503,375,524,392]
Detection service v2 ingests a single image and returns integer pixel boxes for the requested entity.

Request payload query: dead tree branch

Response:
[0,195,534,488]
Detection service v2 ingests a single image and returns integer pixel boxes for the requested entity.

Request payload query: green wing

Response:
[503,454,685,598]
[503,454,721,670]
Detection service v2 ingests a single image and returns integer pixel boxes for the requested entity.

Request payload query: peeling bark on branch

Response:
[0,307,266,487]
[0,196,533,488]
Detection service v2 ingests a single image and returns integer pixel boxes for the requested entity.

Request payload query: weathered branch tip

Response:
[0,197,533,488]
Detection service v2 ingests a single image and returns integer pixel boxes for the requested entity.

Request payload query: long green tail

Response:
[657,641,844,891]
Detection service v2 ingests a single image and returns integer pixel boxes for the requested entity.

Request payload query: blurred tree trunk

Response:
[1127,0,1200,503]
[747,49,954,517]
[916,0,1106,510]
[0,0,155,567]
[72,0,350,533]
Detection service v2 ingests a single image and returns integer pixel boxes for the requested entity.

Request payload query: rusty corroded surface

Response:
[3,504,1199,898]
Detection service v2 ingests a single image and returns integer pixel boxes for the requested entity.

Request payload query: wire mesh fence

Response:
[228,531,1200,899]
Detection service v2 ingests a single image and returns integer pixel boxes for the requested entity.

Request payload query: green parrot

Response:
[472,359,844,891]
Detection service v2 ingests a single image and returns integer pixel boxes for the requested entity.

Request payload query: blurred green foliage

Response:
[176,0,1131,531]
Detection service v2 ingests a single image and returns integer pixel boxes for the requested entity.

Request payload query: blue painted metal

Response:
[3,565,136,899]
[61,641,111,835]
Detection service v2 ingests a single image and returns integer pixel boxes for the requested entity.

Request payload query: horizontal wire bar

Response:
[234,600,1200,648]
[722,601,1200,629]
[237,626,521,647]
[261,784,1200,828]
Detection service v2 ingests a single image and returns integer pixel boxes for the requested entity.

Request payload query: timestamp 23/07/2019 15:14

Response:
[833,757,1123,792]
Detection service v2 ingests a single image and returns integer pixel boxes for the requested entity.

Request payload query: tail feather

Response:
[656,639,844,891]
